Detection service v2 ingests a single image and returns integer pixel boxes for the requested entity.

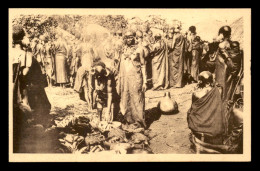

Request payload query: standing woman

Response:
[80,35,97,71]
[44,38,55,87]
[190,36,202,82]
[169,26,185,88]
[185,26,197,82]
[162,27,169,40]
[34,36,45,74]
[150,33,169,90]
[214,26,242,102]
[118,31,147,128]
[69,41,80,87]
[166,28,174,86]
[12,25,51,126]
[53,33,69,88]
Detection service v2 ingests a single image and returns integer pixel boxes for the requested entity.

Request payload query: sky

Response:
[123,9,246,41]
[10,8,248,22]
[10,8,249,41]
[123,9,244,27]
[11,8,247,29]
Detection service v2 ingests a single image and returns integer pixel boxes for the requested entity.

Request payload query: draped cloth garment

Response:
[214,41,242,102]
[187,86,226,137]
[169,33,185,88]
[44,43,55,79]
[190,40,201,82]
[54,40,68,83]
[118,45,146,127]
[151,39,169,89]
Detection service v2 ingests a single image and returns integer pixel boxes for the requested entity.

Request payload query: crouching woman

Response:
[187,71,227,153]
[89,61,119,122]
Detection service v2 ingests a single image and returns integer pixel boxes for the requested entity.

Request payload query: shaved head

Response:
[95,65,103,74]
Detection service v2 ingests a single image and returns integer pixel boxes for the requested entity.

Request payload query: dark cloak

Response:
[187,87,226,137]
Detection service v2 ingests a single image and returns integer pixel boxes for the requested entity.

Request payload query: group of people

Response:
[71,24,244,153]
[12,22,244,153]
[187,26,243,153]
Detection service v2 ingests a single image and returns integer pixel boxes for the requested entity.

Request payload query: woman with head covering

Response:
[185,26,201,83]
[12,25,31,108]
[136,30,152,88]
[12,25,51,135]
[117,30,147,128]
[33,35,46,75]
[214,26,242,102]
[68,41,80,87]
[135,30,151,60]
[53,33,69,88]
[150,33,169,90]
[43,36,55,87]
[169,26,185,88]
[190,34,202,83]
[79,35,98,70]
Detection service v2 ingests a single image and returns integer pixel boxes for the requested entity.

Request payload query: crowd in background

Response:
[12,21,244,153]
[16,25,238,92]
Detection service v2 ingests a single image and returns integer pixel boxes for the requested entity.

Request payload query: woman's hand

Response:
[142,83,147,92]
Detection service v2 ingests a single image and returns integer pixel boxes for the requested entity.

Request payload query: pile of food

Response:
[52,114,155,154]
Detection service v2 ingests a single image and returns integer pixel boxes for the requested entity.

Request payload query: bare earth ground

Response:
[45,83,197,154]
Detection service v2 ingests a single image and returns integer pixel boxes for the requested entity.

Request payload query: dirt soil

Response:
[45,83,197,154]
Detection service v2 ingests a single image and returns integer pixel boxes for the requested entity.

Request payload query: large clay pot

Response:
[157,92,178,114]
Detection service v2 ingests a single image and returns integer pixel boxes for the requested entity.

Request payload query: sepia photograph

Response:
[8,8,251,162]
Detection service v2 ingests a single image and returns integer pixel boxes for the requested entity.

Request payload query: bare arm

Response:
[151,42,160,55]
[137,47,147,91]
[88,72,94,109]
[171,35,176,49]
[219,47,236,70]
[106,79,113,115]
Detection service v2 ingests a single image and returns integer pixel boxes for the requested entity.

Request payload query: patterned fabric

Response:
[118,44,146,127]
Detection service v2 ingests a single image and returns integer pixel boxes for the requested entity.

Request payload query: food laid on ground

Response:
[47,111,153,154]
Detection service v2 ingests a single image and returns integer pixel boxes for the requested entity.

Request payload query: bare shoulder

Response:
[193,88,203,99]
[219,40,231,49]
[193,86,212,99]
